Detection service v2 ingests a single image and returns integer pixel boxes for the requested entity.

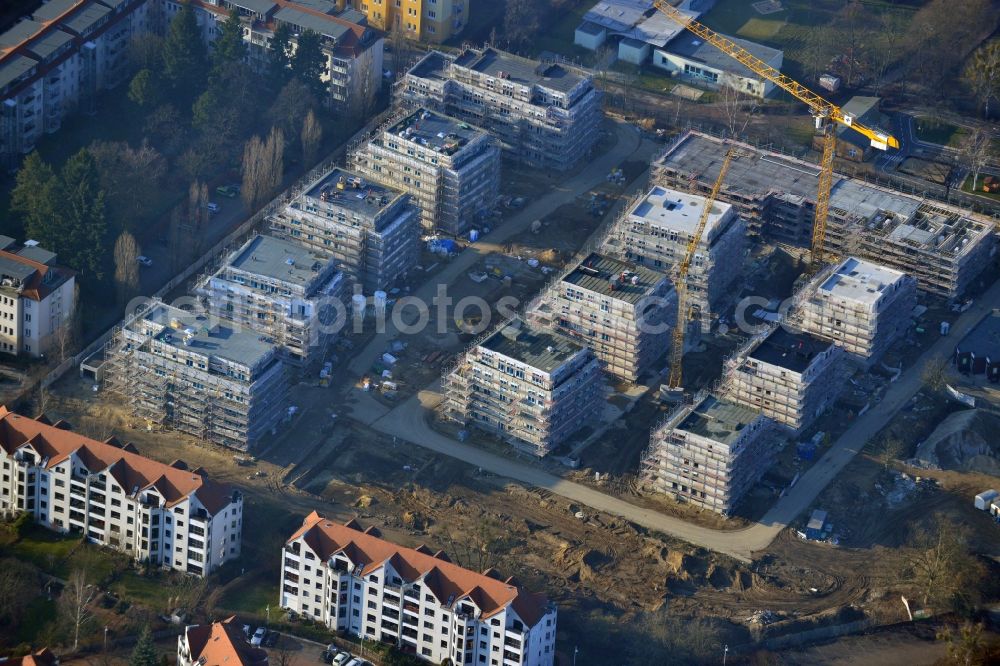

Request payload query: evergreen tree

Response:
[9,152,57,239]
[269,22,293,89]
[129,625,159,666]
[127,68,160,108]
[162,2,208,100]
[52,149,110,284]
[291,30,326,100]
[212,9,245,74]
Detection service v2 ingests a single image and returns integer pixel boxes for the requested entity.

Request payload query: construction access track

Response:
[351,240,1000,563]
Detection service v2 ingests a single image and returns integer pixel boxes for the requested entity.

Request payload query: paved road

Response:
[355,278,1000,562]
[348,119,651,376]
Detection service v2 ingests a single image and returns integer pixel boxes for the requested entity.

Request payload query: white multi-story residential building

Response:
[281,512,557,666]
[196,234,347,367]
[351,108,500,235]
[269,167,420,294]
[183,0,384,110]
[0,238,76,358]
[0,407,243,576]
[178,617,268,666]
[527,252,674,382]
[1,0,156,169]
[402,47,602,171]
[606,184,747,333]
[790,257,916,365]
[642,393,774,515]
[444,318,605,457]
[722,327,845,434]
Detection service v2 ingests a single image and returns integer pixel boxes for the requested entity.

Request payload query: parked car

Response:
[206,202,221,214]
[263,631,278,647]
[332,652,352,666]
[136,255,153,267]
[250,627,266,646]
[343,659,363,666]
[216,184,239,198]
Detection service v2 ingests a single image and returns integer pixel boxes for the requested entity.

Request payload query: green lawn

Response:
[6,525,82,577]
[962,174,1000,200]
[528,3,603,64]
[110,571,176,610]
[914,116,968,147]
[14,597,57,645]
[217,574,277,615]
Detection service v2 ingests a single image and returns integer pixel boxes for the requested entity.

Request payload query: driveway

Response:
[353,278,1000,562]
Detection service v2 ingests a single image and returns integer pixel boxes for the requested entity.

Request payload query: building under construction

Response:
[789,256,917,365]
[721,326,844,434]
[641,392,774,515]
[269,167,420,294]
[653,131,995,301]
[527,252,675,382]
[195,234,348,367]
[443,318,604,457]
[603,184,747,332]
[104,301,289,451]
[350,108,500,236]
[401,47,602,171]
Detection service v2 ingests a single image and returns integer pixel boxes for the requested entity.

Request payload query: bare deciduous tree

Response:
[901,519,983,612]
[937,622,986,666]
[241,129,285,211]
[301,109,322,168]
[965,42,1000,119]
[873,435,906,470]
[0,558,36,626]
[60,568,96,651]
[959,126,993,192]
[720,83,760,138]
[113,231,141,306]
[921,355,950,393]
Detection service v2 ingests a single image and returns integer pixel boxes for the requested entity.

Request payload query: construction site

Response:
[526,252,675,383]
[268,167,421,294]
[100,301,290,451]
[401,47,603,172]
[350,108,501,236]
[653,131,996,301]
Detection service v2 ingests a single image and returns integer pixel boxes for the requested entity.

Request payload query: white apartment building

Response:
[642,393,774,515]
[402,48,602,171]
[196,234,347,367]
[0,407,243,576]
[607,184,747,332]
[722,327,844,434]
[270,167,420,294]
[351,108,501,235]
[444,318,605,457]
[1,0,155,169]
[527,252,674,382]
[281,512,557,666]
[178,617,268,666]
[0,238,76,358]
[184,0,384,110]
[790,257,916,365]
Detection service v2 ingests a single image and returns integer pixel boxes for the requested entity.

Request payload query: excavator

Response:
[654,0,900,390]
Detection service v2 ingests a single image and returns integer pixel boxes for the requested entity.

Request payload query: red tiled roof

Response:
[0,407,236,514]
[184,616,268,666]
[287,512,550,627]
[0,250,74,301]
[3,648,58,666]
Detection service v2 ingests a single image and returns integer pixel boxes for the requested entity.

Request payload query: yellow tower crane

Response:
[653,0,900,264]
[667,146,736,390]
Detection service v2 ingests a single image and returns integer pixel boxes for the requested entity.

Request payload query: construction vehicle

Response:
[666,147,736,392]
[653,1,899,264]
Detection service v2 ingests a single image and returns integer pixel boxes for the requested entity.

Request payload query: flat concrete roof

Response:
[749,327,833,373]
[17,245,57,265]
[562,252,667,304]
[479,319,586,373]
[629,184,734,237]
[60,1,111,35]
[303,167,404,217]
[0,255,38,284]
[143,303,277,369]
[229,0,279,14]
[24,27,73,60]
[575,20,605,36]
[389,108,485,156]
[0,54,39,90]
[664,32,781,78]
[676,394,761,446]
[817,257,907,307]
[0,20,45,49]
[956,310,1000,358]
[452,47,587,95]
[274,6,348,40]
[228,235,332,288]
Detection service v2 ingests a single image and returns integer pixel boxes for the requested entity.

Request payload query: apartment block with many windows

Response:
[0,238,76,358]
[444,318,605,457]
[269,167,420,294]
[281,512,556,666]
[402,47,602,171]
[0,407,243,576]
[356,0,467,42]
[196,234,347,367]
[527,252,675,382]
[642,393,775,515]
[178,617,268,666]
[351,108,500,235]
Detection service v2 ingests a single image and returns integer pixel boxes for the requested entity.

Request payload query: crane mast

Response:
[653,0,899,264]
[667,147,736,390]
